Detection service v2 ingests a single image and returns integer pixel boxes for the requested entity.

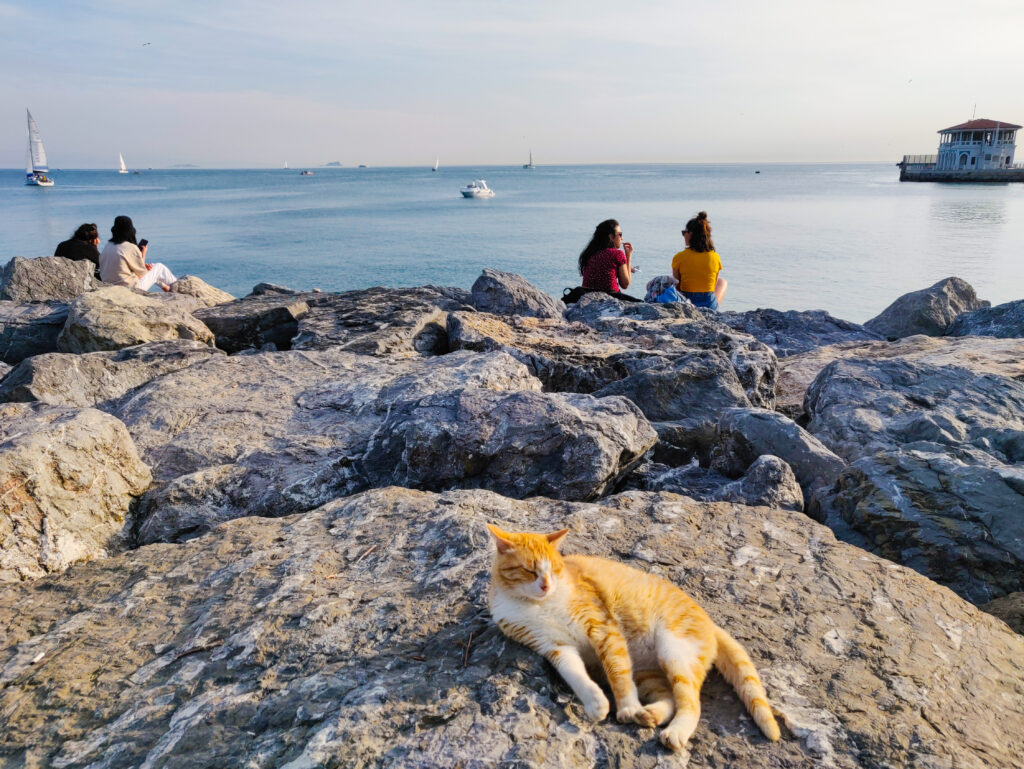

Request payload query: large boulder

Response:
[0,403,151,582]
[291,285,473,356]
[718,308,883,357]
[0,256,98,302]
[470,268,565,319]
[57,286,214,353]
[1,488,1021,768]
[168,275,235,307]
[0,341,224,408]
[805,357,1024,604]
[946,298,1024,338]
[0,301,68,364]
[863,277,987,340]
[193,292,312,353]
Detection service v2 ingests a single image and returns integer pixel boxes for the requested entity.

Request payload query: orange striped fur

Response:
[486,524,780,753]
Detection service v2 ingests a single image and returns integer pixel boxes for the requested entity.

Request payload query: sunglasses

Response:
[613,231,623,237]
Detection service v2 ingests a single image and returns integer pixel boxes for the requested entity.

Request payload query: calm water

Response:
[3,164,1023,323]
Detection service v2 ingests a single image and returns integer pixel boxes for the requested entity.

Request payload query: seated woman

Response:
[671,211,727,310]
[54,223,102,279]
[99,215,177,291]
[576,219,641,302]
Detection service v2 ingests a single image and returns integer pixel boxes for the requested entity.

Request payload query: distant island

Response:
[169,163,199,168]
[324,161,343,167]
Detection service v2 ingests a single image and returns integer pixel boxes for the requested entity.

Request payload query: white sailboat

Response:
[432,157,439,172]
[25,110,54,187]
[523,149,535,170]
[119,153,128,173]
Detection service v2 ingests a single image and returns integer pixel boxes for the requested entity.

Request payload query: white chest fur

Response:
[489,585,591,656]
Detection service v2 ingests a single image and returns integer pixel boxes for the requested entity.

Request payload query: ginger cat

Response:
[486,524,780,753]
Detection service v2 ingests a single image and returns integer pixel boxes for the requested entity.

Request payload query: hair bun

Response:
[697,211,708,220]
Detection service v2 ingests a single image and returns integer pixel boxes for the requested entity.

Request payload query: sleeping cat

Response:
[486,524,780,753]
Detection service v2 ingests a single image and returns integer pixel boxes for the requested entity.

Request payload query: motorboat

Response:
[25,110,54,187]
[300,170,314,176]
[460,179,494,198]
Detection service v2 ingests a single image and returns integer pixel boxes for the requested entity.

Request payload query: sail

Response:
[119,153,127,172]
[26,110,49,172]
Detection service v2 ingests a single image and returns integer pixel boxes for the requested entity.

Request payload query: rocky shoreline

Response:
[1,257,1022,767]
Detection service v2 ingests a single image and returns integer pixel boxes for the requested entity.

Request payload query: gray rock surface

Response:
[57,286,214,353]
[0,300,68,364]
[805,357,1024,604]
[863,277,988,340]
[470,268,565,319]
[193,292,312,353]
[1,488,1021,768]
[628,456,803,511]
[0,403,151,583]
[982,591,1024,634]
[776,334,1024,418]
[249,282,298,296]
[0,341,224,407]
[711,407,846,494]
[0,361,9,381]
[0,256,98,302]
[718,308,882,357]
[946,298,1024,338]
[292,286,473,355]
[167,275,235,307]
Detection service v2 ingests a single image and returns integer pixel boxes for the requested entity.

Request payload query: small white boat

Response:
[25,110,54,187]
[432,157,439,172]
[460,179,494,198]
[119,153,128,174]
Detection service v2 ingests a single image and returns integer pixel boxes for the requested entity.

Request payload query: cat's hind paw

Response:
[660,721,696,753]
[616,703,658,728]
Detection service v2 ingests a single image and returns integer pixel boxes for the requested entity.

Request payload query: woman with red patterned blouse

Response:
[576,219,640,301]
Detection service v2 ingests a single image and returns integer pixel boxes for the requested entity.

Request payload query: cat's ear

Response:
[487,523,516,553]
[546,528,570,549]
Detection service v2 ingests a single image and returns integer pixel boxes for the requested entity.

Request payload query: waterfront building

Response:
[899,118,1024,182]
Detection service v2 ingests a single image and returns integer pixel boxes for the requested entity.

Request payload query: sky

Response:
[2,0,1023,168]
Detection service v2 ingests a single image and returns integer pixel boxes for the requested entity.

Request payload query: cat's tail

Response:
[713,626,780,742]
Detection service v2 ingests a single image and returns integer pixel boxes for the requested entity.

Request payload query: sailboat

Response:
[432,157,439,172]
[523,149,535,170]
[119,153,128,173]
[25,110,54,187]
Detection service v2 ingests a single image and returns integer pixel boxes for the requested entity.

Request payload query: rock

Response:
[193,292,312,353]
[0,256,98,302]
[711,407,846,494]
[863,277,988,340]
[0,341,224,408]
[718,308,883,357]
[715,454,804,511]
[776,335,1024,419]
[470,268,565,319]
[1,488,1022,768]
[57,286,215,353]
[982,592,1024,634]
[946,298,1024,338]
[0,362,9,381]
[249,282,298,296]
[168,275,235,307]
[0,301,68,364]
[805,357,1024,604]
[0,403,151,582]
[361,389,655,501]
[292,286,473,356]
[564,291,704,324]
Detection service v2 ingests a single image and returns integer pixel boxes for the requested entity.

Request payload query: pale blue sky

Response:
[2,0,1023,167]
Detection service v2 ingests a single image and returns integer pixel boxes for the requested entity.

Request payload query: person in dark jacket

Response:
[54,223,102,278]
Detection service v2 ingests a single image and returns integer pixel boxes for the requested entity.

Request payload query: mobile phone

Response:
[138,238,149,248]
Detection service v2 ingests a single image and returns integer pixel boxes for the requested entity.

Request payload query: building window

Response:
[985,154,992,161]
[971,157,976,165]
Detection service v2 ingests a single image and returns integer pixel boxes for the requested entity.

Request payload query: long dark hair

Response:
[72,223,98,242]
[578,219,619,275]
[109,215,137,245]
[684,211,714,253]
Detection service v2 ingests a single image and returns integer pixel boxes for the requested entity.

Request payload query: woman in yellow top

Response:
[671,211,727,311]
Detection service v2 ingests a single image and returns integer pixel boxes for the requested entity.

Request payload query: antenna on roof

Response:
[972,104,976,119]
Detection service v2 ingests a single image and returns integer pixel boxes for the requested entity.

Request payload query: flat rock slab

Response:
[1,488,1021,768]
[0,300,68,365]
[946,298,1024,338]
[718,308,882,357]
[167,275,235,307]
[0,256,98,302]
[863,277,987,340]
[776,334,1024,418]
[193,292,313,353]
[0,403,151,583]
[470,268,565,319]
[58,286,214,353]
[0,341,224,408]
[291,285,474,356]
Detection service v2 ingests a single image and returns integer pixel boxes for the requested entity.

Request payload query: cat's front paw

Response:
[617,703,659,728]
[581,691,610,721]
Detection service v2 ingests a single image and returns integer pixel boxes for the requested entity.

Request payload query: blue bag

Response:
[655,285,684,303]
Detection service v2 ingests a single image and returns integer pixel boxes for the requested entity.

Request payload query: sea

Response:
[3,163,1023,324]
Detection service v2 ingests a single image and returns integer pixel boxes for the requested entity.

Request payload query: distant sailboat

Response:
[432,157,439,172]
[25,110,54,187]
[283,161,289,169]
[119,153,128,173]
[523,150,535,170]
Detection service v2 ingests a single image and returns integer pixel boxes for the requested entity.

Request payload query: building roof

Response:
[939,118,1022,133]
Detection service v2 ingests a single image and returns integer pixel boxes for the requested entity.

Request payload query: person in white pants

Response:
[99,215,178,292]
